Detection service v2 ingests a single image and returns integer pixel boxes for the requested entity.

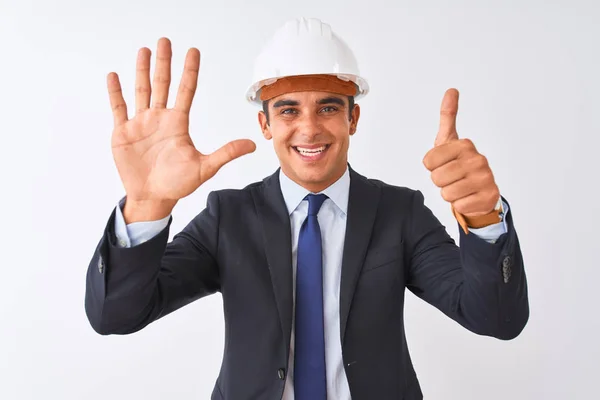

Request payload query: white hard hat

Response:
[246,17,369,105]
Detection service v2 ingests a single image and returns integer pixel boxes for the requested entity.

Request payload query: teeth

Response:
[297,145,326,155]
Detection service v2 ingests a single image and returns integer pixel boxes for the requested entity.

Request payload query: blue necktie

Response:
[295,193,328,400]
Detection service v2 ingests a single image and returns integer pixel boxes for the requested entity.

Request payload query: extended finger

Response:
[174,48,200,114]
[107,72,128,126]
[435,88,460,147]
[151,37,172,109]
[135,47,151,114]
[203,139,257,178]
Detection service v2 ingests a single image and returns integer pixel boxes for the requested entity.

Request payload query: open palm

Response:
[108,38,256,203]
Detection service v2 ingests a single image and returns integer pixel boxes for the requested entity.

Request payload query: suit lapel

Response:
[340,167,381,343]
[252,169,294,360]
[252,167,381,354]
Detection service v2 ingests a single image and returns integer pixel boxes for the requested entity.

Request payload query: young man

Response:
[86,17,528,400]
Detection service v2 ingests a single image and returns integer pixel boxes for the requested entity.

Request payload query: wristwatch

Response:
[494,196,504,217]
[453,195,504,234]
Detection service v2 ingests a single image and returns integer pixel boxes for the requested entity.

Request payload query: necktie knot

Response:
[306,194,328,216]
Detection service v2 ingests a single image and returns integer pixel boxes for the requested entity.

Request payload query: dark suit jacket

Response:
[85,166,529,399]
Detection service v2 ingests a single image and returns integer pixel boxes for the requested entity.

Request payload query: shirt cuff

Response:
[114,196,171,248]
[467,200,510,243]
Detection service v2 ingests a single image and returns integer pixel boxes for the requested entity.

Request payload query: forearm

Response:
[85,193,221,336]
[407,190,529,340]
[454,222,529,340]
[85,211,173,335]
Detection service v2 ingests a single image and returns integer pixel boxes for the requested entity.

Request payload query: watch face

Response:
[495,197,503,212]
[497,198,506,220]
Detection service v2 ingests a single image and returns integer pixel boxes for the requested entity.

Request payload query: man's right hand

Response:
[107,37,256,222]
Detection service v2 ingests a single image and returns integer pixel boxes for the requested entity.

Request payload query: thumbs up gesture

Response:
[422,89,500,219]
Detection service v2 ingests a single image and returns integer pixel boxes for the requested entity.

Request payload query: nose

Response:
[295,112,322,140]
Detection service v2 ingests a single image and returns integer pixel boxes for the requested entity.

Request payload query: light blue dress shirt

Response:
[113,177,508,249]
[112,168,509,399]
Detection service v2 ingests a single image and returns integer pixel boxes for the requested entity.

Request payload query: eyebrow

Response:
[272,97,346,108]
[317,96,345,106]
[272,99,299,108]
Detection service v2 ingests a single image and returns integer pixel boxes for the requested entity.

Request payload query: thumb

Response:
[203,139,257,177]
[435,88,460,147]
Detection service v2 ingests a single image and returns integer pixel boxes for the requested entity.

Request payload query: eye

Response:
[280,108,298,115]
[320,106,338,113]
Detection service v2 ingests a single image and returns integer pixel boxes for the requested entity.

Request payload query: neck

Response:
[281,163,348,193]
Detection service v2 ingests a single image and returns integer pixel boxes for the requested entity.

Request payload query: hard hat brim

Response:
[246,73,369,105]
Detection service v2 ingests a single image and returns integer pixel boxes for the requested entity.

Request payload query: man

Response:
[85,17,529,400]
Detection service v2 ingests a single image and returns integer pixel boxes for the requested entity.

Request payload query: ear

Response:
[349,103,361,136]
[258,111,272,140]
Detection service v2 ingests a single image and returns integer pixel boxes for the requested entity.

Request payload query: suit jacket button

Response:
[278,368,285,380]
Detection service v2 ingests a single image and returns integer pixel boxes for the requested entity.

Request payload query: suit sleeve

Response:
[84,192,221,335]
[405,190,529,340]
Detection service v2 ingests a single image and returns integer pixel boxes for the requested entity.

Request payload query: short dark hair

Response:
[262,95,355,125]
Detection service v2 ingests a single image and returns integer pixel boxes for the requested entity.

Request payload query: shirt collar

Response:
[279,165,350,216]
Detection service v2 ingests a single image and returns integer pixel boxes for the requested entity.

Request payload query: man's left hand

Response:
[422,88,500,218]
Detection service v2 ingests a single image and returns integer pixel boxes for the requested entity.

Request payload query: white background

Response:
[1,0,598,399]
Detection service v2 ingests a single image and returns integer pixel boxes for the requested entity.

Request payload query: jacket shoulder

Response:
[208,176,269,206]
[357,172,420,200]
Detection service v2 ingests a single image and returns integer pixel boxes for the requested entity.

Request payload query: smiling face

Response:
[258,91,360,193]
